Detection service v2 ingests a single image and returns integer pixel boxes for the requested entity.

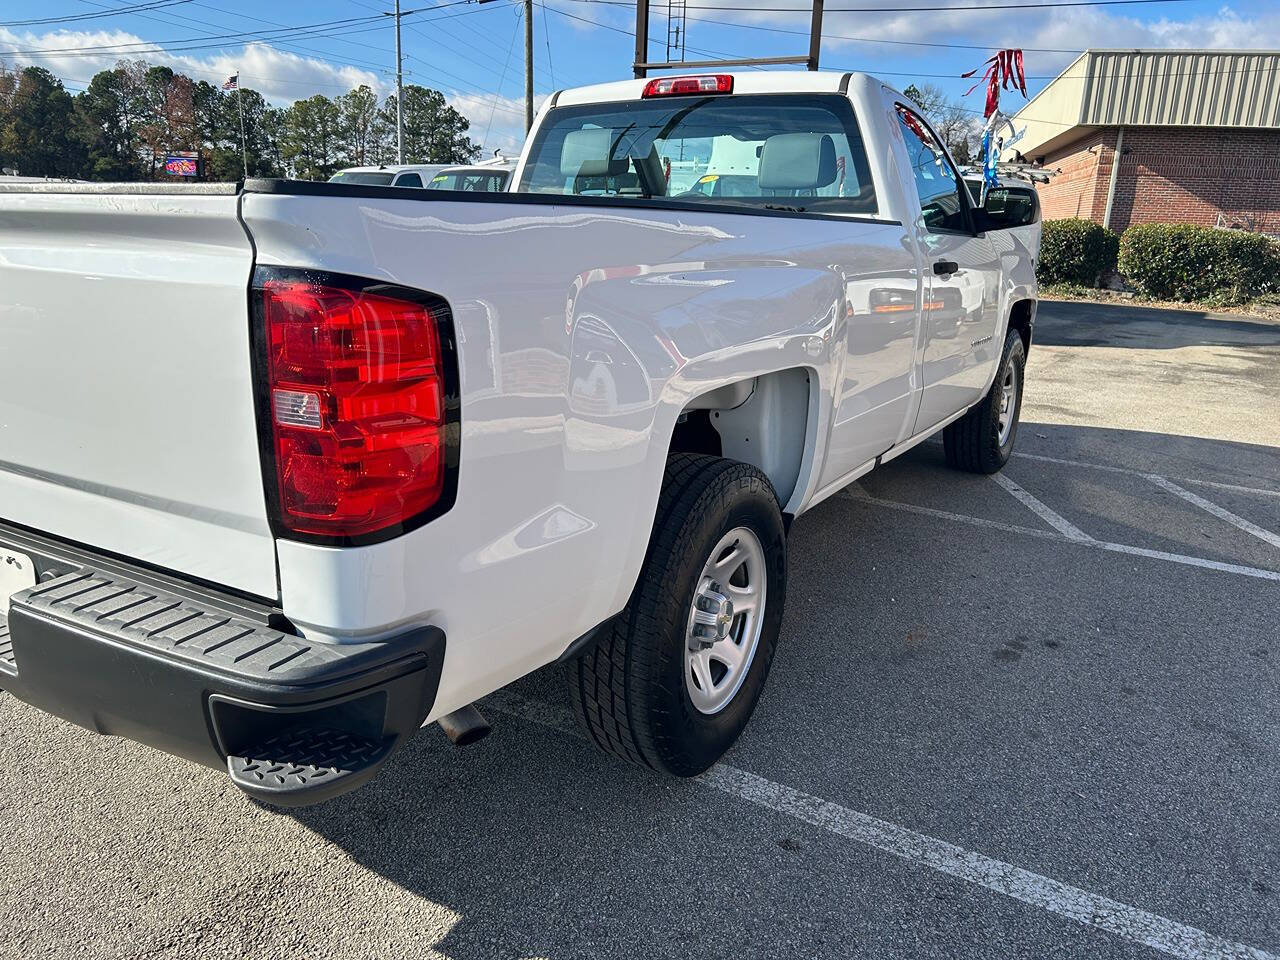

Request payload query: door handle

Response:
[933,260,959,276]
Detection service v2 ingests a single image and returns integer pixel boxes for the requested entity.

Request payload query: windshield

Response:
[517,93,877,215]
[427,170,510,192]
[329,171,395,185]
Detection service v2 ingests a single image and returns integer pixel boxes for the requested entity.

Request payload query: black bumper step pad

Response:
[228,726,395,806]
[12,571,354,685]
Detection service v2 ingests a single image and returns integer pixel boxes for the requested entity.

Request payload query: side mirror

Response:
[979,185,1039,230]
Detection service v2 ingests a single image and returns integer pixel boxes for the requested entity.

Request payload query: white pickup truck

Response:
[0,71,1039,805]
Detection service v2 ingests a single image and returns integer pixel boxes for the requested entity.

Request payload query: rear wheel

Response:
[565,454,786,776]
[943,328,1026,474]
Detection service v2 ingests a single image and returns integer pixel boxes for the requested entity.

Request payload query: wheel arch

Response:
[1007,297,1036,355]
[668,367,819,517]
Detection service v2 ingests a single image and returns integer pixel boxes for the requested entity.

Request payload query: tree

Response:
[903,82,979,166]
[379,85,479,165]
[2,59,483,182]
[337,85,380,167]
[134,65,198,176]
[281,94,342,180]
[75,68,141,180]
[0,66,84,177]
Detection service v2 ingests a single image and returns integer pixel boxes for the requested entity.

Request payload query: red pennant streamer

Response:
[962,49,1027,118]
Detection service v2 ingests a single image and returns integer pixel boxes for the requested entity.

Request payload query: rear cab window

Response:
[517,93,878,216]
[393,173,424,188]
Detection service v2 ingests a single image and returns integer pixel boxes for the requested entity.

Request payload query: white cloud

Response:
[0,27,383,103]
[448,90,547,157]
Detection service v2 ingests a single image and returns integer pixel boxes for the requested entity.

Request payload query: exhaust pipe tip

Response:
[437,704,491,747]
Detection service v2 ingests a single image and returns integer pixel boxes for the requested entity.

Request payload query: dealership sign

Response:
[163,152,202,177]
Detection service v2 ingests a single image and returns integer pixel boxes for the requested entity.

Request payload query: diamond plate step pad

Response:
[227,726,394,806]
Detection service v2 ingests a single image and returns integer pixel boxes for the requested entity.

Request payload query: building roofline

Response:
[1077,46,1280,54]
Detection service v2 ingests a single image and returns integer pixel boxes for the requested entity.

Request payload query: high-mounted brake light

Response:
[259,274,454,540]
[642,74,733,98]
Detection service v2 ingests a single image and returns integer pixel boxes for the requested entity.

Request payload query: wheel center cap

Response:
[692,583,735,646]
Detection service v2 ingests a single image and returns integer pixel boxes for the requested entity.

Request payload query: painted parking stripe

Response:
[484,691,1278,960]
[1147,475,1280,551]
[1013,452,1280,501]
[992,473,1093,541]
[842,488,1280,583]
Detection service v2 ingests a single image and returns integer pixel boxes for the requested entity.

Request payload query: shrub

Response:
[1118,223,1280,304]
[1038,218,1119,287]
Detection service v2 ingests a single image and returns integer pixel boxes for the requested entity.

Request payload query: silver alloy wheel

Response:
[997,356,1019,447]
[684,526,767,715]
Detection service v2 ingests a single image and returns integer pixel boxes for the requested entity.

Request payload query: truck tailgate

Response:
[0,187,277,599]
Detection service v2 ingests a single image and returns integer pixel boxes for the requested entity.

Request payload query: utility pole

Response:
[633,0,649,78]
[524,0,534,132]
[395,0,406,162]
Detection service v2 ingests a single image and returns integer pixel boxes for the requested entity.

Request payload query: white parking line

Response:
[1013,452,1280,501]
[484,690,1278,960]
[992,473,1094,541]
[843,488,1280,583]
[1147,476,1280,551]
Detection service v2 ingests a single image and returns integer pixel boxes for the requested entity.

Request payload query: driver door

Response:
[893,104,1001,434]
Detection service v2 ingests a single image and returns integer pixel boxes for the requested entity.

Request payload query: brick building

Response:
[1012,50,1280,233]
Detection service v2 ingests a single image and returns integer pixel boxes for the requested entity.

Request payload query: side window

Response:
[394,173,423,188]
[894,104,967,233]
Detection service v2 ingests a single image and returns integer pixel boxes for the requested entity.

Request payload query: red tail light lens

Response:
[641,75,733,98]
[260,275,453,540]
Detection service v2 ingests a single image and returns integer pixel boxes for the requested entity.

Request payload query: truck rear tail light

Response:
[641,75,733,98]
[256,270,458,542]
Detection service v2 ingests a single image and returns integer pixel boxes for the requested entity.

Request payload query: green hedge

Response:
[1038,218,1119,287]
[1118,223,1280,304]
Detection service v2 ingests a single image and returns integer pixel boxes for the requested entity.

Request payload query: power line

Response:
[0,3,489,60]
[560,0,1200,11]
[550,3,1280,81]
[670,12,1086,53]
[481,6,523,146]
[351,0,514,75]
[539,0,555,88]
[349,0,579,92]
[79,0,394,72]
[0,0,193,27]
[0,13,387,57]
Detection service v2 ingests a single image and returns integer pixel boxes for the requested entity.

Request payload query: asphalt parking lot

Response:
[1,300,1277,960]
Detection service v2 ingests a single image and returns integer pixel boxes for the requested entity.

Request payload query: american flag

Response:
[222,74,238,90]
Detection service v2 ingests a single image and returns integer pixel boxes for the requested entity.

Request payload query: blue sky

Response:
[2,0,1278,154]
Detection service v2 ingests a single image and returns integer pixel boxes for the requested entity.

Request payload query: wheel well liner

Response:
[671,368,813,509]
[1009,298,1035,354]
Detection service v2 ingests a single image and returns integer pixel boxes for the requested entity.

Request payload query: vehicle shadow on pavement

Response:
[282,421,1280,960]
[1034,300,1280,350]
[284,667,885,960]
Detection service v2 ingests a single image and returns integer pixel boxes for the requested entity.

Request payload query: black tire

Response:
[565,453,787,776]
[943,329,1026,474]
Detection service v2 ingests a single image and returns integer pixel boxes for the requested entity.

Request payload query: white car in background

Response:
[328,164,450,188]
[427,158,517,192]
